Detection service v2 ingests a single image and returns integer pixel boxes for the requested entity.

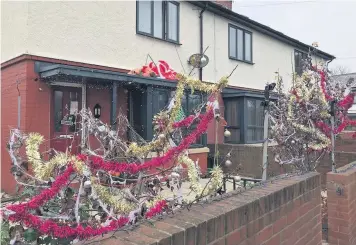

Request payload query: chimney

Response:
[214,0,232,10]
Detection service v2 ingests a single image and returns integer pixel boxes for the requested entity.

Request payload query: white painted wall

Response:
[1,1,326,90]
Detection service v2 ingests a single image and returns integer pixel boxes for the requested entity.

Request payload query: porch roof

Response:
[36,61,271,97]
[37,62,178,88]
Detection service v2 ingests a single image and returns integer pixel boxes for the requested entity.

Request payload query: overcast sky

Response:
[233,0,356,73]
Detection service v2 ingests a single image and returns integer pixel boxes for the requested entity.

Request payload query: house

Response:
[1,0,335,193]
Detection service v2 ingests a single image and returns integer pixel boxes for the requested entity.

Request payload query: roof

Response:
[189,1,335,60]
[332,73,356,88]
[35,61,275,98]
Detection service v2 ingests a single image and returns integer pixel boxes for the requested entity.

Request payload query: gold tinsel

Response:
[92,180,135,214]
[127,74,228,156]
[25,133,44,179]
[291,122,330,150]
[25,133,86,179]
[181,155,223,197]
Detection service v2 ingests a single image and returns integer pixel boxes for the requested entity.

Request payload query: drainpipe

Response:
[199,4,207,81]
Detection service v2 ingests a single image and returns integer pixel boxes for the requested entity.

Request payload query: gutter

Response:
[199,3,207,81]
[189,1,335,60]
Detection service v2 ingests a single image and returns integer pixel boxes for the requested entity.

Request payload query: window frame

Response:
[294,49,308,76]
[228,24,253,64]
[136,0,180,44]
[223,96,274,144]
[245,98,265,144]
[180,90,207,148]
[224,98,242,144]
[135,86,207,147]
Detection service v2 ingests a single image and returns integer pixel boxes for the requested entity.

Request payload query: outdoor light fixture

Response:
[93,104,101,119]
[265,82,276,91]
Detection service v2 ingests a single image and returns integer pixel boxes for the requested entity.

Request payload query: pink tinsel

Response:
[8,212,129,239]
[81,109,214,174]
[318,69,333,101]
[145,200,168,218]
[172,114,204,128]
[338,93,355,109]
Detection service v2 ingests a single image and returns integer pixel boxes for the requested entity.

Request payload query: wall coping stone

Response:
[79,172,320,245]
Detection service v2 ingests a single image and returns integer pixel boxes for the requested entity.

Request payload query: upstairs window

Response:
[137,0,179,43]
[228,24,252,63]
[294,50,308,76]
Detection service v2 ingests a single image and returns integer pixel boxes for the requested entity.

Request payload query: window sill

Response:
[136,32,182,46]
[229,57,254,65]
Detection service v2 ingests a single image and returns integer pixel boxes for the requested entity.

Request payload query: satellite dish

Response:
[188,54,209,68]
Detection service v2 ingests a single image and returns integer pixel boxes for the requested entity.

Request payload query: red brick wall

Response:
[86,86,128,150]
[318,152,356,188]
[207,93,225,145]
[1,60,51,194]
[327,163,356,245]
[87,173,322,245]
[335,132,356,152]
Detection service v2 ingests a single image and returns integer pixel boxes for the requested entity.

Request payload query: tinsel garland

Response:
[8,212,129,240]
[3,164,157,240]
[181,155,223,196]
[6,165,75,214]
[127,75,228,156]
[172,114,204,128]
[291,122,330,150]
[145,200,167,218]
[91,180,135,214]
[338,93,355,109]
[318,69,333,102]
[25,133,44,179]
[83,109,214,174]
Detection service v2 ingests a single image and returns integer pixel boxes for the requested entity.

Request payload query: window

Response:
[294,50,308,76]
[137,0,179,43]
[181,92,206,147]
[225,99,241,143]
[54,91,63,132]
[152,89,170,115]
[229,25,252,63]
[246,99,264,142]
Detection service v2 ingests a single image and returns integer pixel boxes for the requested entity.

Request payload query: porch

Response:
[35,61,211,173]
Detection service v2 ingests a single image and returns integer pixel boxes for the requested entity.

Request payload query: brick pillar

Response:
[327,162,356,245]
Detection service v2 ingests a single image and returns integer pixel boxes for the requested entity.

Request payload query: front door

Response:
[51,86,82,154]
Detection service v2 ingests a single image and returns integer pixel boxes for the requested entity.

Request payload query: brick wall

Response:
[85,172,322,245]
[318,152,356,188]
[1,60,51,194]
[335,132,356,152]
[208,144,285,178]
[327,162,356,245]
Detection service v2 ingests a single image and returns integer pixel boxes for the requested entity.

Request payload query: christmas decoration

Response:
[224,129,231,138]
[270,50,356,172]
[1,59,230,243]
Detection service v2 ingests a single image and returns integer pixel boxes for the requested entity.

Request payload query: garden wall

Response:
[327,162,356,245]
[85,172,322,245]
